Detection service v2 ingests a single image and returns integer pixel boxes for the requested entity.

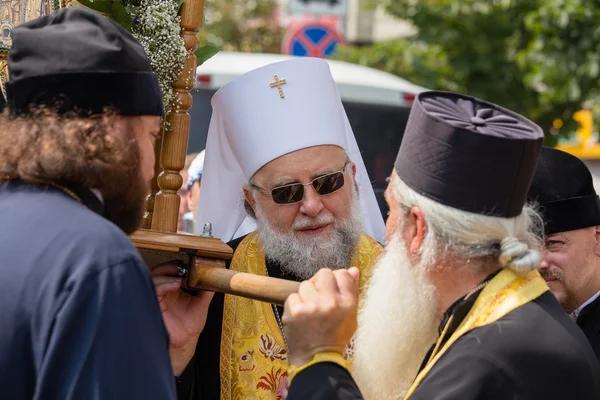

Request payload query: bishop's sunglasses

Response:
[251,161,351,204]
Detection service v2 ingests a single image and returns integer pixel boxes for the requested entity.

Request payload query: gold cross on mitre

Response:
[270,75,287,99]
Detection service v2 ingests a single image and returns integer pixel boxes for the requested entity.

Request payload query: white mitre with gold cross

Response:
[196,57,386,244]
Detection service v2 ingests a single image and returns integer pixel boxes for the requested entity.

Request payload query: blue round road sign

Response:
[286,24,343,58]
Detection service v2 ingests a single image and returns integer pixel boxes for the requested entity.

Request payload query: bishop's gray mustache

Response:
[292,214,335,230]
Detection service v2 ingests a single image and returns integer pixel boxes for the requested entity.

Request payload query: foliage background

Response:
[333,0,600,146]
[198,0,284,54]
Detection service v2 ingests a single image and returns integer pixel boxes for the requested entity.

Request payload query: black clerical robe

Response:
[577,293,600,363]
[0,181,176,399]
[176,235,300,399]
[287,272,600,400]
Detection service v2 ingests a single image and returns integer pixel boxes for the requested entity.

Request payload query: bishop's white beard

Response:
[253,188,363,280]
[352,233,440,400]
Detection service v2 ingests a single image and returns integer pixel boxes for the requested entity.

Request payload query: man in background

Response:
[178,152,198,232]
[528,146,600,361]
[181,150,205,233]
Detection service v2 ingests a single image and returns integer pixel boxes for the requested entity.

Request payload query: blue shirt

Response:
[0,182,176,399]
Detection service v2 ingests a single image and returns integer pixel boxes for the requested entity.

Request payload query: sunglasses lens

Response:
[313,172,345,195]
[269,171,345,204]
[272,184,304,204]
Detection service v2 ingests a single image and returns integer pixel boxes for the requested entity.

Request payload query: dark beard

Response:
[103,171,149,234]
[100,127,150,235]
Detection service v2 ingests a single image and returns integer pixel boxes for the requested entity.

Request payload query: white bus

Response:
[188,51,429,217]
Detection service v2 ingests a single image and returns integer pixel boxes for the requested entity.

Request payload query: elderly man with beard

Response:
[0,8,181,400]
[280,91,600,400]
[528,146,600,361]
[153,58,386,399]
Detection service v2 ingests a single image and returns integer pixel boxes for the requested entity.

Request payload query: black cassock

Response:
[577,294,600,363]
[287,273,600,400]
[0,181,176,399]
[175,235,302,399]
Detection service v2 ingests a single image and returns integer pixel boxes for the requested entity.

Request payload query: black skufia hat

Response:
[528,146,600,235]
[6,7,163,116]
[394,91,544,218]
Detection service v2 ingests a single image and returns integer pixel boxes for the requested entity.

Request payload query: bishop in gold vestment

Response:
[154,57,386,399]
[174,230,381,400]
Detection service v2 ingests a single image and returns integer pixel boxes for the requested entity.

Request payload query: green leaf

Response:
[195,44,220,67]
[568,80,582,101]
[177,0,185,14]
[125,4,138,15]
[589,61,599,78]
[558,11,570,28]
[109,0,133,32]
[76,0,113,14]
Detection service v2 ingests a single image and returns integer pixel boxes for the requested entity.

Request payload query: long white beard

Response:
[254,189,363,280]
[351,234,440,400]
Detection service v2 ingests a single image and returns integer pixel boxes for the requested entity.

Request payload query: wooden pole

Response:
[131,230,300,306]
[188,258,301,306]
[151,0,204,232]
[136,251,301,306]
[127,0,301,306]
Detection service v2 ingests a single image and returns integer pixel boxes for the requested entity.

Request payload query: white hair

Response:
[390,174,543,273]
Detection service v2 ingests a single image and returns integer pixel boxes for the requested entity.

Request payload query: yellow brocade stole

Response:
[220,232,382,400]
[403,268,550,399]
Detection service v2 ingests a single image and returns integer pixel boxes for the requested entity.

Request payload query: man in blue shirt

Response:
[0,8,190,399]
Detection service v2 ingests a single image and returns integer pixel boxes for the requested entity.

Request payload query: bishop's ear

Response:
[243,187,257,214]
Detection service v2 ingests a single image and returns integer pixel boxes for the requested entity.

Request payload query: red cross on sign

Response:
[282,23,344,59]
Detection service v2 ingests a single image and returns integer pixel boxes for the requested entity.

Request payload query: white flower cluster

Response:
[131,0,188,122]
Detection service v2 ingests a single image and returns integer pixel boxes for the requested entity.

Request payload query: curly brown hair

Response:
[0,106,148,233]
[0,106,139,197]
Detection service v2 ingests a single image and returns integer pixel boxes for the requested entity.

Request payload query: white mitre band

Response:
[195,57,386,244]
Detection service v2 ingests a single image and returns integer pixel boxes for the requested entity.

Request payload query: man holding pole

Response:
[280,91,600,399]
[0,8,180,399]
[154,57,386,399]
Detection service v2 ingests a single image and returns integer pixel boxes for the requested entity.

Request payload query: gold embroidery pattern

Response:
[220,232,382,400]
